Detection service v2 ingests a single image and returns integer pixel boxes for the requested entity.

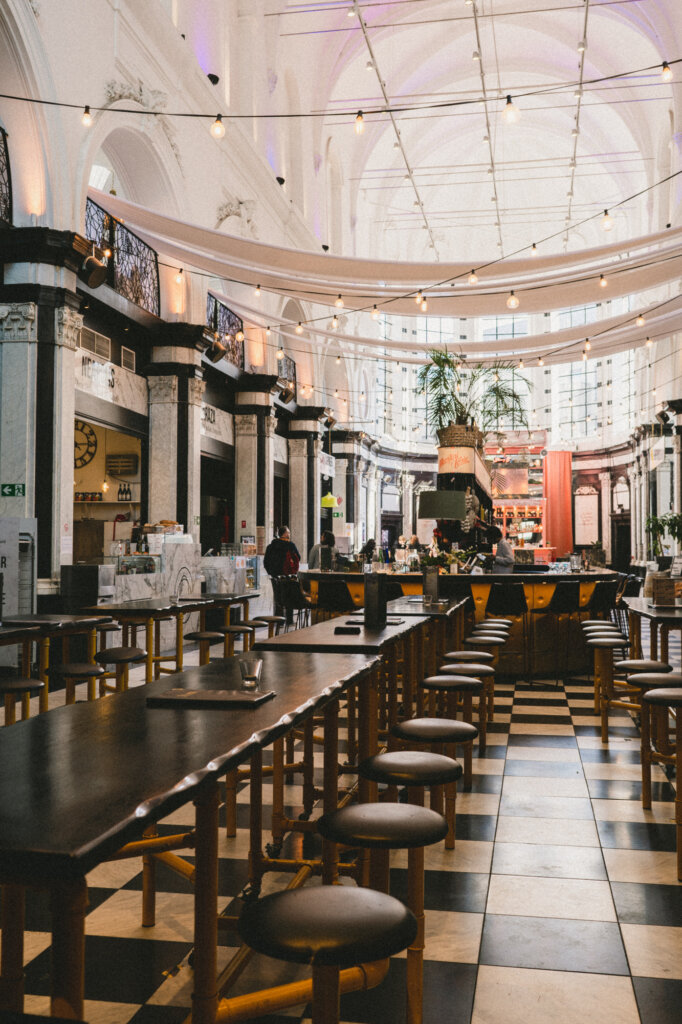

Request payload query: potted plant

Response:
[663,512,682,549]
[417,349,530,447]
[645,515,667,558]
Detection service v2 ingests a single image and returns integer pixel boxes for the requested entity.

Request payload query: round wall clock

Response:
[74,419,98,468]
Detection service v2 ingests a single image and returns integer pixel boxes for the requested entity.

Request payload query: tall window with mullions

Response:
[0,126,12,226]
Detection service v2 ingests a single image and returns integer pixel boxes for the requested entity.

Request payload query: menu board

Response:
[574,492,599,545]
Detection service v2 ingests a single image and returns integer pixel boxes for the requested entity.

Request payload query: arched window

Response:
[0,127,12,226]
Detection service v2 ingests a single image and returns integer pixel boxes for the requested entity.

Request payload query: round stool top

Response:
[97,623,122,634]
[422,674,484,693]
[585,637,629,648]
[392,717,478,745]
[55,663,105,679]
[626,671,682,690]
[444,650,494,663]
[464,636,504,647]
[238,885,417,967]
[483,618,513,626]
[439,662,495,677]
[217,625,255,635]
[318,802,448,850]
[642,686,682,709]
[95,646,147,666]
[360,749,463,787]
[475,623,511,632]
[250,615,286,625]
[583,624,621,632]
[0,677,44,695]
[614,660,672,675]
[184,631,225,642]
[581,619,616,627]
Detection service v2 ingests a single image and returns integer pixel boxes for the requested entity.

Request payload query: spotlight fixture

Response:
[206,338,227,363]
[295,322,303,334]
[530,243,538,256]
[335,294,344,308]
[506,290,520,310]
[254,283,261,296]
[78,252,107,289]
[599,274,607,287]
[276,176,286,186]
[468,270,478,284]
[636,314,645,326]
[371,305,380,320]
[276,346,284,360]
[210,114,225,139]
[321,244,329,252]
[502,95,519,124]
[207,73,220,85]
[662,61,673,82]
[81,105,93,127]
[175,268,183,285]
[601,209,613,231]
[355,111,364,134]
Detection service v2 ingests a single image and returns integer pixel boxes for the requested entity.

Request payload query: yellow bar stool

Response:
[1,677,44,725]
[95,646,147,694]
[585,635,630,740]
[419,677,484,788]
[216,624,254,657]
[54,662,106,703]
[183,630,225,666]
[436,661,493,750]
[250,614,286,638]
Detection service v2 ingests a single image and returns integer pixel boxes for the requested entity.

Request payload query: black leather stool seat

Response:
[55,663,105,679]
[482,618,513,627]
[184,630,225,642]
[0,677,44,695]
[238,885,417,967]
[438,662,494,678]
[422,674,483,694]
[443,650,494,663]
[615,659,672,675]
[217,624,255,635]
[626,671,682,690]
[582,619,617,627]
[251,615,286,626]
[464,635,504,647]
[643,686,682,708]
[97,623,122,635]
[95,646,147,665]
[319,802,448,849]
[392,717,478,746]
[585,636,628,648]
[360,749,462,787]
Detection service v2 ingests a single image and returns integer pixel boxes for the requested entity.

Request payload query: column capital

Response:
[55,307,83,350]
[0,302,38,342]
[147,375,178,404]
[188,377,206,407]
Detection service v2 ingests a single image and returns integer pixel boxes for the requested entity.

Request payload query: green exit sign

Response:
[332,511,342,518]
[1,484,25,496]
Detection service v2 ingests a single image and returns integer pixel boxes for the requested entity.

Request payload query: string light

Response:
[331,315,339,329]
[254,283,261,296]
[355,111,364,134]
[530,243,538,256]
[571,126,579,137]
[502,95,519,124]
[371,305,380,320]
[636,314,646,326]
[646,336,653,347]
[538,356,544,366]
[360,391,366,400]
[335,294,344,308]
[472,49,480,61]
[81,105,92,127]
[599,274,607,287]
[235,330,244,342]
[265,326,271,336]
[336,355,341,364]
[519,359,524,369]
[662,61,673,82]
[582,349,588,361]
[420,298,428,312]
[210,114,225,139]
[468,270,478,284]
[585,339,591,351]
[295,322,303,334]
[366,60,374,71]
[506,290,520,310]
[334,388,339,397]
[578,39,586,52]
[174,268,183,285]
[601,209,613,231]
[415,290,423,305]
[276,346,284,359]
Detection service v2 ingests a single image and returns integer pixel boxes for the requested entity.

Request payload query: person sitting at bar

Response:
[308,530,337,569]
[489,525,515,573]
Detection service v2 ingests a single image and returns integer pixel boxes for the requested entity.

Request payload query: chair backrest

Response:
[316,577,356,613]
[547,580,580,614]
[586,579,619,617]
[385,581,404,602]
[623,575,642,597]
[485,581,528,616]
[281,575,310,610]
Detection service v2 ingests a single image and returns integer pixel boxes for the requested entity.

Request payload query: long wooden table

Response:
[0,649,377,1021]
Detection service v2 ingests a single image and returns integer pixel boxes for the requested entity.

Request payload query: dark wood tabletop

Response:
[0,623,42,643]
[200,591,259,602]
[3,613,114,632]
[88,598,178,616]
[386,596,467,618]
[253,615,428,654]
[623,596,682,622]
[0,651,377,883]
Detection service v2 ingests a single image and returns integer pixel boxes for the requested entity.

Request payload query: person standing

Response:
[264,525,300,577]
[489,525,515,573]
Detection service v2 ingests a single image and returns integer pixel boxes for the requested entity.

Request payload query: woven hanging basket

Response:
[436,423,485,449]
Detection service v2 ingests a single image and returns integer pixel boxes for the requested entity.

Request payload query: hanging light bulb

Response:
[355,111,364,134]
[366,59,374,71]
[335,294,344,308]
[415,290,423,305]
[393,140,401,150]
[360,390,365,400]
[296,322,303,334]
[174,268,183,285]
[635,314,646,326]
[347,4,356,14]
[578,39,586,52]
[254,283,261,296]
[538,356,544,366]
[210,114,226,139]
[582,349,588,361]
[336,355,341,365]
[235,330,244,342]
[571,126,579,137]
[585,339,591,351]
[646,336,653,347]
[331,315,339,329]
[103,248,112,259]
[519,359,524,369]
[371,305,379,320]
[662,61,673,82]
[102,479,109,493]
[472,49,480,61]
[81,105,93,127]
[334,388,339,398]
[266,326,271,336]
[276,346,284,360]
[506,290,520,310]
[420,298,428,312]
[468,270,478,284]
[502,95,519,124]
[530,243,538,257]
[601,209,613,231]
[599,274,607,288]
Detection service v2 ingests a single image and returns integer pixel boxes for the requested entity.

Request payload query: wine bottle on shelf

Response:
[117,483,123,501]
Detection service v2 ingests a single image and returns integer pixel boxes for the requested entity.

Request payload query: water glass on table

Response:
[239,658,263,690]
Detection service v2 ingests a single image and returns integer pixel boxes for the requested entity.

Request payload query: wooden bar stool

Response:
[442,649,494,664]
[250,614,286,638]
[585,635,631,739]
[359,750,462,849]
[183,630,224,666]
[318,802,448,1024]
[216,624,254,657]
[640,686,682,881]
[238,886,417,1024]
[1,677,44,725]
[392,715,479,796]
[94,647,146,694]
[436,661,493,742]
[54,662,106,703]
[420,677,484,787]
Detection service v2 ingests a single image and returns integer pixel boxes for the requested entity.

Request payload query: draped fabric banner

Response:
[543,451,574,557]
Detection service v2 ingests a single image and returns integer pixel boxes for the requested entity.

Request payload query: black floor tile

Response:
[579,748,642,764]
[475,744,507,759]
[512,697,568,707]
[634,977,682,1024]
[509,713,572,724]
[587,779,676,801]
[123,856,251,897]
[506,734,578,748]
[479,914,628,974]
[24,935,192,1003]
[468,774,504,794]
[452,813,497,841]
[127,1007,190,1024]
[390,867,489,913]
[503,760,584,778]
[611,881,682,925]
[597,820,678,851]
[574,724,640,738]
[0,885,116,933]
[486,722,510,733]
[338,958,477,1024]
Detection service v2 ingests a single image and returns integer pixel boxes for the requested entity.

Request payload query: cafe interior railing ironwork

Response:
[85,197,160,316]
[206,293,245,369]
[0,127,12,226]
[277,353,297,402]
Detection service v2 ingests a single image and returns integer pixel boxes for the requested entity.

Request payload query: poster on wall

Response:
[574,488,599,545]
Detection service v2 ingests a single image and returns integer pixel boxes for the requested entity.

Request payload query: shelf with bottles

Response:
[493,500,545,543]
[112,553,162,575]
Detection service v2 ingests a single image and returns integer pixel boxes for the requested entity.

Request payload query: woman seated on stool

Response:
[489,525,515,574]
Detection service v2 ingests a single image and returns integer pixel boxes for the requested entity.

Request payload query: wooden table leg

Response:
[0,884,25,1011]
[50,877,87,1020]
[144,618,154,684]
[38,637,50,713]
[649,622,658,661]
[660,626,669,666]
[175,611,184,672]
[358,667,379,805]
[192,779,219,1024]
[270,737,285,855]
[322,699,340,884]
[247,747,264,897]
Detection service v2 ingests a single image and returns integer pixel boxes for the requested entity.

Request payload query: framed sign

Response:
[574,487,599,546]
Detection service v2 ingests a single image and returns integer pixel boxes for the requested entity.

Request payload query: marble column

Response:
[0,303,38,520]
[234,404,277,554]
[401,472,415,539]
[374,469,384,543]
[599,470,612,564]
[288,431,323,559]
[147,375,179,525]
[186,376,206,537]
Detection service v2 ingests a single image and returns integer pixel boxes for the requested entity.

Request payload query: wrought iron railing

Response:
[277,353,297,401]
[0,128,12,226]
[206,293,244,369]
[85,197,160,316]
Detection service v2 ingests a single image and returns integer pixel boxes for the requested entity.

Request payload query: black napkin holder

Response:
[364,573,388,628]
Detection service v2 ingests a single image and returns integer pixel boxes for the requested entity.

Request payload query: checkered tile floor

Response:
[5,622,682,1024]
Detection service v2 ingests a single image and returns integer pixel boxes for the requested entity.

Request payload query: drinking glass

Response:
[239,658,263,690]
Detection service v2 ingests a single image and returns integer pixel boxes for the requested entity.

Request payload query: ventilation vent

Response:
[121,346,136,372]
[106,453,139,476]
[80,326,111,361]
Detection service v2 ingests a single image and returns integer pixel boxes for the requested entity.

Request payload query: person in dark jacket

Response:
[263,526,300,577]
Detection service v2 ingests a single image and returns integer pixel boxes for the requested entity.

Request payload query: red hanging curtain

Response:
[544,451,573,557]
